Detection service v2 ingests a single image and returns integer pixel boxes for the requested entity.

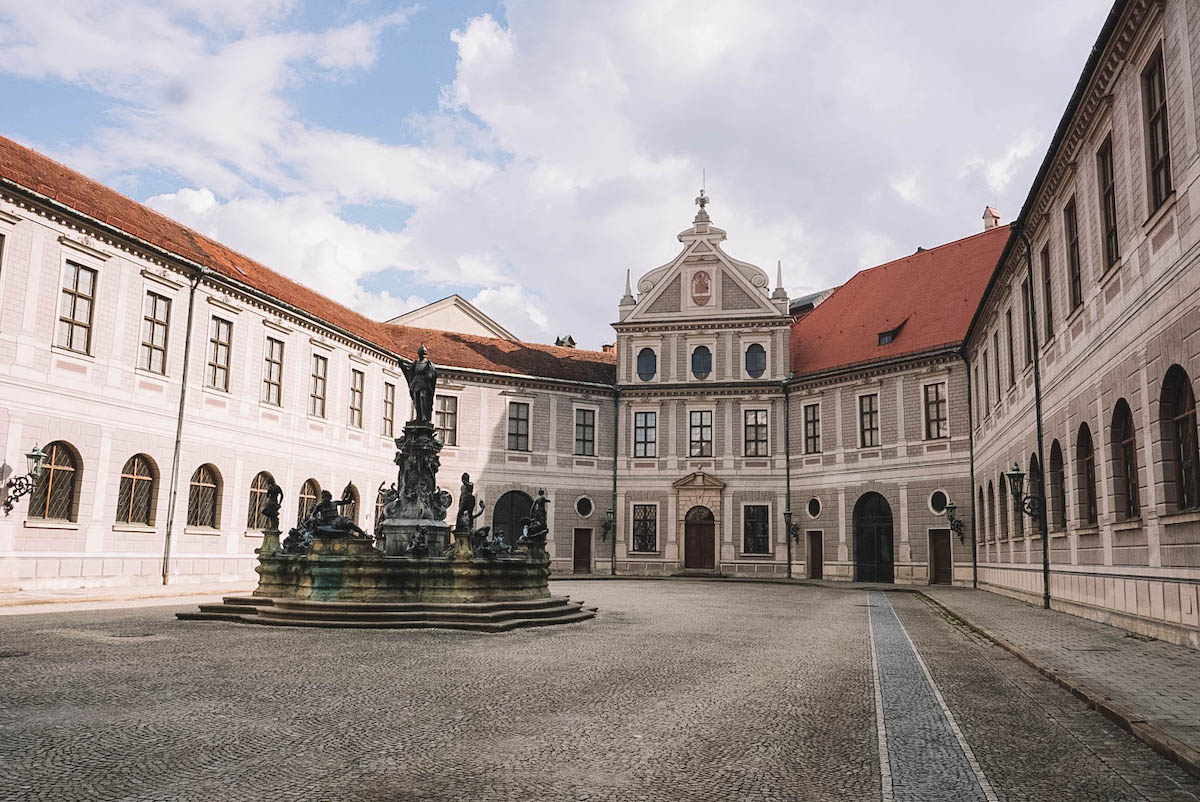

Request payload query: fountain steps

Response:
[177,595,596,632]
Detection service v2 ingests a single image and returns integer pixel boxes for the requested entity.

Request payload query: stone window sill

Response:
[50,345,94,362]
[1161,509,1200,526]
[1074,526,1100,537]
[23,519,78,530]
[184,526,221,536]
[1098,257,1124,288]
[1142,190,1177,232]
[1112,518,1143,532]
[111,523,156,534]
[739,553,774,560]
[627,551,661,556]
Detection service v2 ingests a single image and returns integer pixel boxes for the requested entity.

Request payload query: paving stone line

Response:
[918,588,1200,781]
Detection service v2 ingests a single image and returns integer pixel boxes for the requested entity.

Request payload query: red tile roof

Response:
[0,134,615,385]
[790,225,1010,377]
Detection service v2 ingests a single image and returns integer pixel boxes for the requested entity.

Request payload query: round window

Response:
[691,345,712,380]
[575,496,594,518]
[929,490,948,515]
[745,343,766,379]
[807,497,821,518]
[636,348,657,381]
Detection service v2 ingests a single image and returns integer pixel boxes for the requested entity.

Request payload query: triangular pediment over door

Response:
[672,471,726,490]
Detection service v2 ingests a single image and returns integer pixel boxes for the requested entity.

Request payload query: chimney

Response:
[601,343,615,354]
[983,206,1000,231]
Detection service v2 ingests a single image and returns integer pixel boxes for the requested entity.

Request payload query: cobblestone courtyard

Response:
[2,581,1199,801]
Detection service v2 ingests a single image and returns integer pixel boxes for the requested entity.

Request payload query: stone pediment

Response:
[672,471,726,490]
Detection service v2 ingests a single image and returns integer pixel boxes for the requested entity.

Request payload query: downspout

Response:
[611,386,619,576]
[965,355,978,589]
[1017,226,1051,609]
[783,378,793,579]
[161,268,206,584]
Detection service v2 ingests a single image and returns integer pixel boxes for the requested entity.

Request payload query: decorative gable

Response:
[672,471,727,490]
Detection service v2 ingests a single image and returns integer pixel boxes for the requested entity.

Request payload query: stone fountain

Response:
[177,347,594,632]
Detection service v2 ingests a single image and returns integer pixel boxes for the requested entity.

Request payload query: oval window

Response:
[691,346,712,380]
[576,496,594,517]
[807,497,821,518]
[930,490,948,515]
[636,348,657,381]
[745,343,766,378]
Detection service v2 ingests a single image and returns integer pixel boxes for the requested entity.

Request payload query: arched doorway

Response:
[493,490,533,549]
[683,505,716,570]
[854,492,894,583]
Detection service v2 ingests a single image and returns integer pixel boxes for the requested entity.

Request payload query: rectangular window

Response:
[1065,197,1082,312]
[1005,309,1016,386]
[634,411,656,458]
[262,337,284,406]
[349,368,364,428]
[1097,134,1119,268]
[689,410,713,457]
[139,291,170,374]
[982,350,991,414]
[924,383,947,440]
[435,395,458,446]
[973,366,981,421]
[207,317,232,391]
[1040,246,1054,340]
[743,504,770,555]
[744,409,768,456]
[575,408,596,456]
[309,353,327,418]
[1143,46,1172,211]
[859,394,879,448]
[382,382,395,437]
[803,403,821,454]
[632,504,657,552]
[507,402,529,451]
[1021,281,1032,366]
[56,261,97,354]
[993,332,1001,400]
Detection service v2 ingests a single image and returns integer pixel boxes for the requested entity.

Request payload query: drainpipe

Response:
[965,356,978,589]
[1017,226,1051,609]
[611,386,619,576]
[161,268,206,584]
[783,378,793,579]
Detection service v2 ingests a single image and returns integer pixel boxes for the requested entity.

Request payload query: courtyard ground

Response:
[1,580,1199,801]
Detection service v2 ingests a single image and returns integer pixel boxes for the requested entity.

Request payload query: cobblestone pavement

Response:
[922,586,1200,764]
[0,580,1198,801]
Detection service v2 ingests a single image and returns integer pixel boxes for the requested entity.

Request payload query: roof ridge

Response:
[855,223,1011,276]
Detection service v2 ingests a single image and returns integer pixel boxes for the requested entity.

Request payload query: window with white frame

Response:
[139,291,171,374]
[207,317,232,391]
[804,403,820,454]
[923,382,947,440]
[689,410,713,457]
[382,382,395,437]
[859,394,879,448]
[634,411,656,458]
[744,409,768,456]
[310,353,327,418]
[348,368,364,428]
[262,337,284,406]
[435,395,458,445]
[507,401,530,451]
[575,408,595,456]
[56,261,97,354]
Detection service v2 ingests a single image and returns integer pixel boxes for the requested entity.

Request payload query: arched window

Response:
[28,441,80,522]
[998,470,1009,536]
[636,348,657,381]
[342,483,360,525]
[117,454,157,525]
[1161,365,1199,511]
[1049,440,1067,531]
[691,345,712,380]
[187,464,221,528]
[1112,400,1140,520]
[297,479,321,524]
[986,481,995,540]
[745,343,766,379]
[1077,423,1098,526]
[977,487,986,540]
[246,471,275,530]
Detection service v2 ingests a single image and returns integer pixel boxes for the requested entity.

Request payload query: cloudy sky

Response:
[0,1,1109,348]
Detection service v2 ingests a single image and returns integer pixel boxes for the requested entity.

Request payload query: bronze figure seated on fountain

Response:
[282,490,369,553]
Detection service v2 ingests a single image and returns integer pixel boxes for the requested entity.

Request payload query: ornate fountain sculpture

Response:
[377,344,453,555]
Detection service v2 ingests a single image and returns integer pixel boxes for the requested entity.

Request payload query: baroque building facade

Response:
[1,0,1197,650]
[966,0,1200,648]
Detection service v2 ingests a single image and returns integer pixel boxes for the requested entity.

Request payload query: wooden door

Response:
[573,528,592,574]
[930,529,952,585]
[807,531,823,579]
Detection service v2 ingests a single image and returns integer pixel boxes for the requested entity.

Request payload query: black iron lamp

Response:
[1005,460,1043,519]
[3,444,47,516]
[600,508,614,542]
[783,508,800,543]
[944,499,966,543]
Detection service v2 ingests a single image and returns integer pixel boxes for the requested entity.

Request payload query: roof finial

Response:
[693,184,711,223]
[620,267,635,306]
[772,260,788,301]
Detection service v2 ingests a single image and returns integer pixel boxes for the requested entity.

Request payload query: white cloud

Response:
[0,0,1111,349]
